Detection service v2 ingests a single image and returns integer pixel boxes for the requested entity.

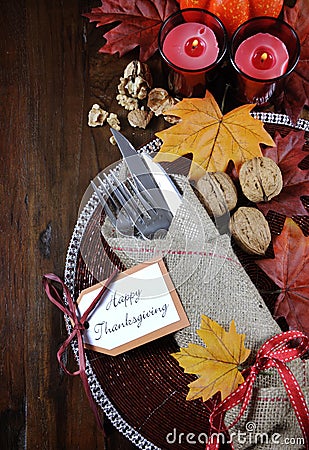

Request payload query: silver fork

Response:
[91,172,173,239]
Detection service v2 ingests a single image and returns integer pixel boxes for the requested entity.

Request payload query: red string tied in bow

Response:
[42,270,118,433]
[207,330,309,450]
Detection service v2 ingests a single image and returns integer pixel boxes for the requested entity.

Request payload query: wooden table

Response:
[0,0,166,448]
[2,1,308,450]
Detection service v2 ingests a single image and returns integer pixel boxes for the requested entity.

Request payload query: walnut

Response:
[230,207,271,255]
[239,157,283,203]
[116,94,138,111]
[164,115,181,124]
[107,113,121,131]
[196,172,238,217]
[126,77,149,100]
[109,135,117,145]
[88,104,109,127]
[147,88,180,124]
[117,77,127,95]
[127,109,153,129]
[147,88,177,116]
[118,60,152,100]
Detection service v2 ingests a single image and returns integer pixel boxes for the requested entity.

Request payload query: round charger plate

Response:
[64,113,309,450]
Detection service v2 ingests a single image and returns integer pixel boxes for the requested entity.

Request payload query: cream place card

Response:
[76,259,189,356]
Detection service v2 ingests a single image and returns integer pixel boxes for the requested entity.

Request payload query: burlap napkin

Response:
[101,174,308,449]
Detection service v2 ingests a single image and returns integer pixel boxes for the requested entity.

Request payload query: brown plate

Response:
[64,113,309,450]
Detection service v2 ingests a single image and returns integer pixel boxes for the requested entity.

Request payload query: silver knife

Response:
[141,153,182,216]
[111,129,181,214]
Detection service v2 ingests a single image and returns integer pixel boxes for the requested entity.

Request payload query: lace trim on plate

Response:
[252,112,309,131]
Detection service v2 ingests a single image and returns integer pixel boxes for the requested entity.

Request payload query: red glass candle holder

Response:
[158,9,227,98]
[230,16,300,105]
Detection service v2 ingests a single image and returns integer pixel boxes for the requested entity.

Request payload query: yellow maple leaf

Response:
[155,91,275,180]
[172,315,251,402]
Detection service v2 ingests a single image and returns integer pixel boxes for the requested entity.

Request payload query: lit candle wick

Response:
[251,47,275,70]
[261,52,268,63]
[185,37,206,57]
[192,39,199,49]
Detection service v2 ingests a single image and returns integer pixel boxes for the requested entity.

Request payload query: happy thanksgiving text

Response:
[94,289,169,339]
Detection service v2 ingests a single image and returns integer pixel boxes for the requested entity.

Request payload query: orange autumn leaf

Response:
[155,91,275,180]
[172,315,251,402]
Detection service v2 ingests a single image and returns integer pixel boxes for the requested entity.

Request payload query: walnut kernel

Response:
[117,77,127,95]
[116,94,138,111]
[107,113,121,131]
[88,104,108,127]
[147,88,180,124]
[230,207,271,255]
[196,172,238,217]
[127,109,153,129]
[123,61,152,86]
[147,88,177,116]
[164,115,181,124]
[126,77,148,100]
[109,135,117,145]
[119,60,152,100]
[239,157,283,203]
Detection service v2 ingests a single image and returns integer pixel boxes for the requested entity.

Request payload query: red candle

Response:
[162,22,219,71]
[159,9,227,97]
[230,17,300,105]
[235,33,289,80]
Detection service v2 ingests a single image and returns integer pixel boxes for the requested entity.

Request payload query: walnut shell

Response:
[239,157,283,203]
[230,207,271,255]
[196,172,238,217]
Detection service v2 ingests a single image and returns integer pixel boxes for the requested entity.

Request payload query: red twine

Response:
[206,330,309,450]
[42,270,118,433]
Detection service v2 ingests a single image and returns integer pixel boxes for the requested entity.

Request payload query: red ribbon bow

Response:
[207,330,309,450]
[42,270,118,433]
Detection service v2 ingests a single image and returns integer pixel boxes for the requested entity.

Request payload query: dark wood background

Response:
[1,1,308,450]
[0,0,168,449]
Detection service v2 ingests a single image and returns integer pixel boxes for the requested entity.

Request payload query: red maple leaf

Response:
[273,0,309,122]
[257,130,308,217]
[83,0,179,61]
[256,218,309,337]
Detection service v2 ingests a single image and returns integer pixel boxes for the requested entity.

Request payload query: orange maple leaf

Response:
[172,315,251,402]
[155,91,275,180]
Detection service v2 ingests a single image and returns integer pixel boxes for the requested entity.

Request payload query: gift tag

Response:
[76,259,189,356]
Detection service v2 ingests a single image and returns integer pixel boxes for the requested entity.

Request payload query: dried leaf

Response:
[172,316,251,402]
[83,0,179,61]
[256,218,309,337]
[155,91,275,180]
[273,0,309,122]
[257,130,309,217]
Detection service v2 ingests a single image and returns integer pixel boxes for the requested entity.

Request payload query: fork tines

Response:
[92,171,172,239]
